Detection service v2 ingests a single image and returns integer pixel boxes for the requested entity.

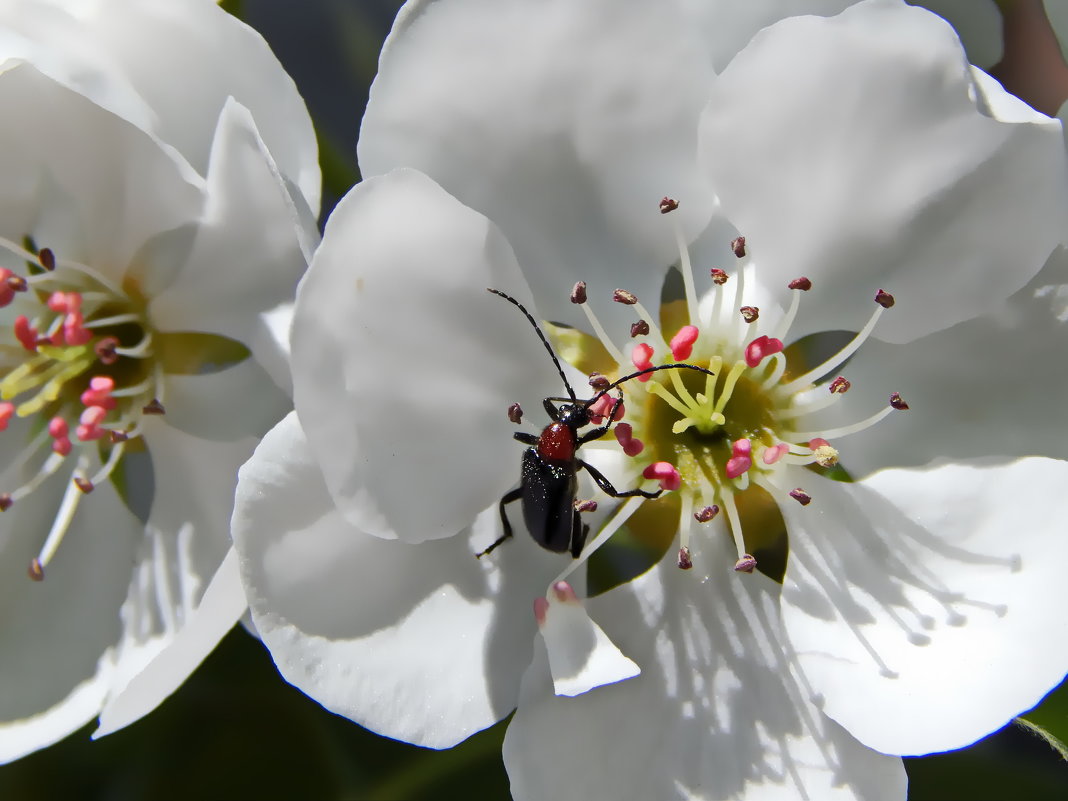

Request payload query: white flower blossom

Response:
[233,0,1068,798]
[0,0,318,762]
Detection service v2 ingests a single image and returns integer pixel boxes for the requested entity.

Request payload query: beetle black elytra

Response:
[478,288,714,559]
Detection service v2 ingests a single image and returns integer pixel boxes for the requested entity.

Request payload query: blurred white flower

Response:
[0,0,318,762]
[233,0,1068,798]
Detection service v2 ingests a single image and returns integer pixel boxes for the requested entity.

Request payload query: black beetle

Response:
[478,288,714,559]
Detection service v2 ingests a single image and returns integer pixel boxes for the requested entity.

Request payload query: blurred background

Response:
[1,1,1067,798]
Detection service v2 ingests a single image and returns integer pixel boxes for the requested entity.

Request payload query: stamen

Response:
[725,438,753,479]
[576,292,627,365]
[734,554,758,573]
[32,458,91,574]
[782,296,889,392]
[789,488,813,506]
[730,236,747,258]
[631,343,654,381]
[614,423,644,456]
[773,278,809,340]
[793,397,905,441]
[739,306,759,323]
[642,461,681,491]
[762,443,789,465]
[666,209,699,323]
[694,505,720,523]
[507,403,523,424]
[670,326,699,361]
[744,335,784,368]
[550,495,645,588]
[720,491,751,563]
[630,320,649,338]
[142,399,166,415]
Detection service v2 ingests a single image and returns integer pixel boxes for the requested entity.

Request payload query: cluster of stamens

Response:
[553,198,909,577]
[0,237,164,581]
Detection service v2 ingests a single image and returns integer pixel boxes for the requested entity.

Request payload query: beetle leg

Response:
[576,390,624,445]
[570,511,589,558]
[579,459,663,499]
[514,431,539,446]
[476,486,524,558]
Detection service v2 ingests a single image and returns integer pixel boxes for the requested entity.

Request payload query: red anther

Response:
[788,277,812,291]
[828,376,851,394]
[51,436,72,456]
[48,291,73,313]
[739,306,759,323]
[38,247,56,271]
[677,546,693,569]
[789,488,813,506]
[614,422,644,457]
[28,558,44,581]
[659,197,680,214]
[762,442,789,465]
[48,416,68,439]
[14,316,38,351]
[734,554,758,573]
[730,236,747,258]
[0,269,14,307]
[533,596,550,626]
[81,376,116,410]
[875,289,895,308]
[630,320,650,338]
[507,403,523,424]
[694,505,720,523]
[631,342,654,382]
[574,499,598,513]
[670,325,699,361]
[744,335,784,368]
[710,268,728,285]
[725,438,753,479]
[76,405,107,441]
[889,392,909,410]
[613,288,638,306]
[571,281,588,304]
[74,477,94,494]
[62,311,91,346]
[142,399,166,415]
[589,393,624,423]
[94,337,119,365]
[0,402,15,432]
[552,580,578,604]
[588,373,610,391]
[643,461,681,491]
[109,430,129,443]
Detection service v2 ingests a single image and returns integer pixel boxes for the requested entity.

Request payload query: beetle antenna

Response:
[488,288,577,401]
[583,363,716,409]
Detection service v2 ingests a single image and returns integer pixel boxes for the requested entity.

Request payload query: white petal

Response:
[505,534,906,800]
[536,583,639,697]
[700,0,1068,343]
[149,98,314,393]
[0,63,203,273]
[910,1,1003,68]
[780,458,1068,755]
[14,0,320,212]
[233,412,569,748]
[360,0,716,327]
[93,547,245,739]
[0,477,141,762]
[290,168,556,542]
[808,245,1068,476]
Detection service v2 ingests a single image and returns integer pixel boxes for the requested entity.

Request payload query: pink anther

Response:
[48,291,77,313]
[643,461,681,491]
[744,335,783,368]
[62,311,92,346]
[762,442,789,465]
[14,316,37,351]
[670,325,699,361]
[80,376,116,410]
[552,580,579,604]
[588,393,624,424]
[0,402,14,432]
[631,342,654,382]
[614,423,645,457]
[808,437,830,450]
[726,438,753,479]
[48,416,68,439]
[533,596,550,626]
[51,436,72,456]
[76,404,108,441]
[0,269,14,307]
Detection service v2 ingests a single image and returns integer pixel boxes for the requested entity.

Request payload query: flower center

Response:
[550,198,907,583]
[0,236,165,581]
